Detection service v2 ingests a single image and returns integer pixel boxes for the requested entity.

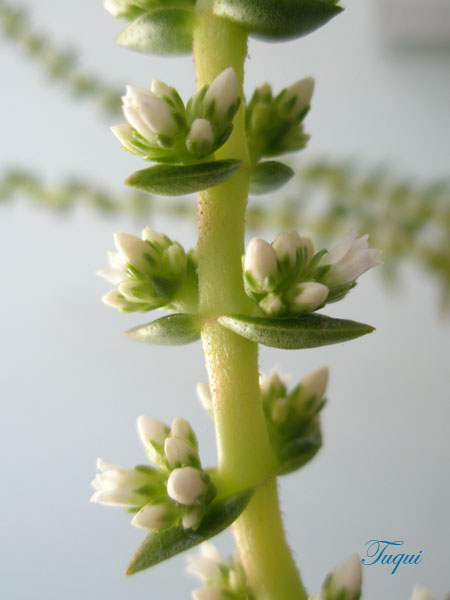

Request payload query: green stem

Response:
[193,11,308,600]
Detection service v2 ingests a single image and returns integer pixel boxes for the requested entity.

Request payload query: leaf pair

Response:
[115,1,343,56]
[126,311,374,348]
[126,160,293,196]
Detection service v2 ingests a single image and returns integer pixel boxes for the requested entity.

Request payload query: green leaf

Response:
[126,160,242,196]
[116,8,195,55]
[249,161,294,195]
[213,0,343,40]
[217,313,374,349]
[126,313,202,345]
[276,430,322,475]
[126,489,253,575]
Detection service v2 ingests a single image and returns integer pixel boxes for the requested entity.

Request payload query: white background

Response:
[1,1,449,599]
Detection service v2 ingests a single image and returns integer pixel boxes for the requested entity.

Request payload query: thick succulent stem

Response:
[193,11,308,600]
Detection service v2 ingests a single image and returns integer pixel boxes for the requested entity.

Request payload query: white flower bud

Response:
[271,397,290,424]
[196,383,213,415]
[171,416,196,442]
[284,77,315,116]
[167,467,208,506]
[104,0,126,18]
[188,118,214,145]
[90,488,144,507]
[91,458,151,492]
[259,367,287,398]
[186,542,226,582]
[410,586,436,600]
[244,238,278,291]
[186,118,214,158]
[137,415,170,452]
[114,232,155,274]
[97,251,127,285]
[101,289,131,310]
[289,281,329,312]
[259,293,285,316]
[122,85,178,139]
[272,231,303,266]
[182,507,203,530]
[204,67,238,119]
[321,231,383,287]
[131,503,175,531]
[192,586,225,600]
[163,244,187,275]
[111,123,135,152]
[164,437,198,468]
[141,226,170,248]
[301,366,329,404]
[328,554,362,600]
[299,236,315,264]
[151,78,174,100]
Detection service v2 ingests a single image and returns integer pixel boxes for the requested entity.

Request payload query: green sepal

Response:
[126,160,242,196]
[116,8,195,55]
[276,429,322,475]
[217,313,374,349]
[125,313,202,345]
[126,489,254,575]
[213,0,343,41]
[249,161,294,195]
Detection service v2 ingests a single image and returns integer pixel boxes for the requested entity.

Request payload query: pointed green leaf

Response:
[126,160,242,196]
[218,313,374,349]
[214,0,343,41]
[249,161,294,195]
[276,430,322,475]
[126,489,253,575]
[116,8,195,55]
[126,313,202,345]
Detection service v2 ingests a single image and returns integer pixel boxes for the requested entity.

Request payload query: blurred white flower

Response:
[321,231,383,287]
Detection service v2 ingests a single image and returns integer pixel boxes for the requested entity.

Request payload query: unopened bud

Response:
[131,502,175,531]
[244,238,278,291]
[114,232,155,274]
[167,467,208,506]
[289,281,329,313]
[186,118,214,158]
[204,67,238,119]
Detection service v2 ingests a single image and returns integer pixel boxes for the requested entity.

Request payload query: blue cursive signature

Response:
[362,540,423,575]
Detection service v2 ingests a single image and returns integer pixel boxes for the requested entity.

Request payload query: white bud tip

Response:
[167,467,207,506]
[330,554,362,596]
[192,586,225,600]
[164,437,196,468]
[131,503,171,531]
[196,383,213,413]
[410,586,436,600]
[302,366,329,401]
[291,282,329,312]
[171,416,193,441]
[137,415,169,448]
[244,238,278,288]
[204,67,238,117]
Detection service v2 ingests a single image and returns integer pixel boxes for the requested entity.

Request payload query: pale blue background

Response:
[0,1,449,599]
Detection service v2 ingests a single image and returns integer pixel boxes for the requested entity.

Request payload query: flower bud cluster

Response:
[260,366,328,450]
[410,586,437,600]
[187,542,254,600]
[98,226,198,313]
[245,78,314,164]
[320,554,363,600]
[112,68,240,163]
[243,230,382,316]
[104,0,193,21]
[91,416,215,532]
